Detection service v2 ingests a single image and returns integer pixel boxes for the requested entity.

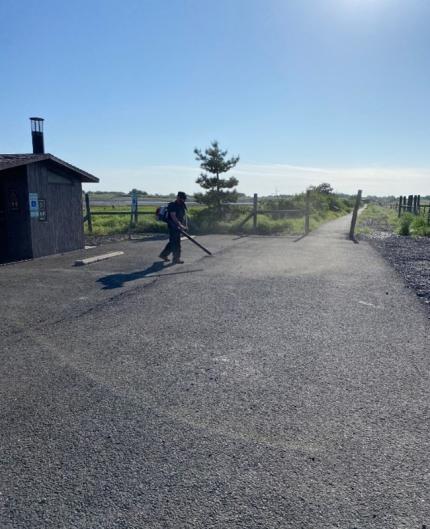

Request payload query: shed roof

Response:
[0,154,99,183]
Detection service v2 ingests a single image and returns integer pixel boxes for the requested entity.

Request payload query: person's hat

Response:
[177,191,187,200]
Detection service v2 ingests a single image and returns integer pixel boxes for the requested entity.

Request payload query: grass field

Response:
[357,204,430,237]
[84,194,353,237]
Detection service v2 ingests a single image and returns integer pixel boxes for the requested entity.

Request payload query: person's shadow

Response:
[97,261,202,290]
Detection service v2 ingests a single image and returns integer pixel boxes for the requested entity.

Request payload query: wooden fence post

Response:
[413,195,418,215]
[349,189,362,241]
[253,193,258,232]
[130,190,138,227]
[305,189,310,235]
[407,195,413,212]
[398,196,403,217]
[134,193,139,225]
[85,192,93,234]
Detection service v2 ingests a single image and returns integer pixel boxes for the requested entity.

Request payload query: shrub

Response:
[398,213,414,236]
[410,215,430,237]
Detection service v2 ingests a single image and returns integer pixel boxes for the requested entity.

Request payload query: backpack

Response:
[155,205,169,222]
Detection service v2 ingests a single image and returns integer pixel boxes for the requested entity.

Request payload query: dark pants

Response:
[160,226,181,261]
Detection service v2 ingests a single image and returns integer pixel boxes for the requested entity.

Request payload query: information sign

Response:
[29,193,39,218]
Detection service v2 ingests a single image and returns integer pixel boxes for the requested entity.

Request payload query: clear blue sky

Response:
[1,0,430,195]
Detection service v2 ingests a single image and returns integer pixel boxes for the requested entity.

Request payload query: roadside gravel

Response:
[359,231,430,311]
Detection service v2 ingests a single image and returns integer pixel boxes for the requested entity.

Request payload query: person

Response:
[159,191,188,264]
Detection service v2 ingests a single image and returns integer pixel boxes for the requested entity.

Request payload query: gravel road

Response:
[1,217,429,528]
[362,232,430,310]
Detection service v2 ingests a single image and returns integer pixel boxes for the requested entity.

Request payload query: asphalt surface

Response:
[1,218,429,528]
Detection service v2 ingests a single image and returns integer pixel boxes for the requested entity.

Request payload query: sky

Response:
[1,0,430,196]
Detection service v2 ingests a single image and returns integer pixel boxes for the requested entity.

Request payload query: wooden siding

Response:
[27,162,84,258]
[0,166,32,262]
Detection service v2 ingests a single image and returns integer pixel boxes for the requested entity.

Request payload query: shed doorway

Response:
[0,185,7,262]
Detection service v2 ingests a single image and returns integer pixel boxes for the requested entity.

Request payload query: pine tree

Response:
[194,141,240,211]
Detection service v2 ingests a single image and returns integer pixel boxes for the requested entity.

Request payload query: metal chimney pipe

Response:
[30,117,45,154]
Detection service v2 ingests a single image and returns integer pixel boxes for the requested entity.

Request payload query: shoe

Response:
[159,254,170,262]
[172,259,184,264]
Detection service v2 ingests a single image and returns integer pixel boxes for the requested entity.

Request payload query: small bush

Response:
[410,215,430,237]
[398,213,414,236]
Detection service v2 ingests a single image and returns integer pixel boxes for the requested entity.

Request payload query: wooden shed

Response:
[0,118,99,263]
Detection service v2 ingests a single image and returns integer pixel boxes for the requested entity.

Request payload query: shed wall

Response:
[27,162,84,257]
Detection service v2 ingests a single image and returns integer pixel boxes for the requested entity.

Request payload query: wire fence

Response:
[82,190,362,239]
[82,192,311,236]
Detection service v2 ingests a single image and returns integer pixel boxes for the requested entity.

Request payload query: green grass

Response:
[84,206,158,236]
[186,214,307,236]
[356,204,398,235]
[84,196,352,237]
[356,204,430,237]
[410,214,430,236]
[398,213,414,236]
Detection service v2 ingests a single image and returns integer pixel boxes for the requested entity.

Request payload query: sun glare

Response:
[337,0,390,18]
